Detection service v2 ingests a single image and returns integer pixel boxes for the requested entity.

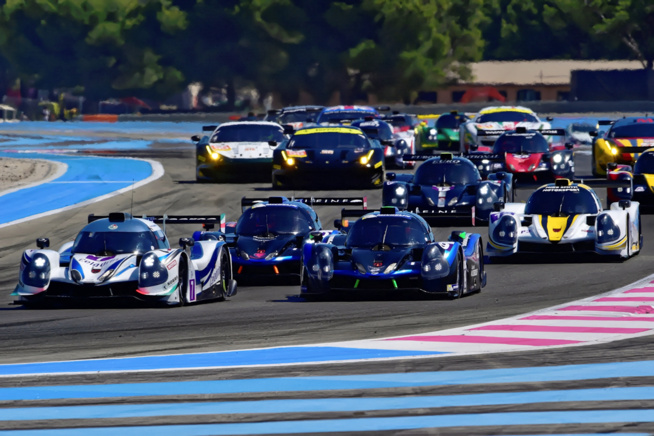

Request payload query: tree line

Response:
[0,0,651,109]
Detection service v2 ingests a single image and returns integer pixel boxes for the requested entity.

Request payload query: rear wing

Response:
[88,213,226,233]
[572,179,631,189]
[241,196,367,212]
[476,128,565,136]
[202,125,217,132]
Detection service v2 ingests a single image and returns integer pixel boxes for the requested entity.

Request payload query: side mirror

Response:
[191,135,201,142]
[411,247,424,259]
[295,234,305,246]
[470,143,478,151]
[179,237,195,249]
[521,216,533,226]
[309,231,323,242]
[546,116,554,121]
[589,130,598,137]
[565,142,574,150]
[268,140,278,147]
[410,184,422,195]
[386,172,396,181]
[282,125,295,135]
[618,200,631,210]
[493,201,505,211]
[607,162,618,171]
[333,219,342,230]
[381,139,394,146]
[586,215,596,226]
[36,238,49,249]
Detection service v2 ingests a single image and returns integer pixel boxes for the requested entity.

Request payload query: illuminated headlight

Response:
[479,185,488,195]
[481,159,489,164]
[448,197,458,206]
[211,152,220,160]
[323,265,331,273]
[356,263,366,274]
[430,128,436,135]
[359,155,369,165]
[286,157,295,166]
[395,185,406,196]
[383,263,397,274]
[611,147,618,155]
[139,253,168,287]
[552,154,563,163]
[22,253,51,287]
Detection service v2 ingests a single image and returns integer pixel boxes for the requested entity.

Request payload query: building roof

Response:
[465,60,644,86]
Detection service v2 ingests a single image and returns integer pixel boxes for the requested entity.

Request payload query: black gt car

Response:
[272,126,385,189]
[382,153,513,224]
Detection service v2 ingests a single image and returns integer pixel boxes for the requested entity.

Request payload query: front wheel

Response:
[217,249,232,301]
[448,251,464,299]
[176,258,188,306]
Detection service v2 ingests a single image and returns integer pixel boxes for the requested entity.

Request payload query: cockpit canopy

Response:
[525,185,601,216]
[346,216,430,249]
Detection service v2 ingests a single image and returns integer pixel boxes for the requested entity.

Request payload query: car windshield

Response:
[525,186,600,216]
[569,123,595,133]
[476,112,539,123]
[211,125,285,143]
[415,159,481,186]
[352,121,393,140]
[493,133,549,153]
[318,110,377,123]
[635,152,654,174]
[236,206,313,236]
[346,216,429,248]
[278,111,317,123]
[287,131,369,149]
[387,116,414,128]
[436,114,466,129]
[72,231,158,255]
[608,122,654,139]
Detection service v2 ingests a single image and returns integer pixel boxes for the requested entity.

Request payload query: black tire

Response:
[217,249,231,301]
[448,251,464,299]
[473,240,485,293]
[177,257,188,307]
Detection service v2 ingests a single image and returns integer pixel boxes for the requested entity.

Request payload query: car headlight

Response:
[552,154,562,163]
[139,253,168,287]
[596,214,620,244]
[98,269,115,283]
[356,262,366,274]
[493,215,518,245]
[22,253,51,287]
[611,147,618,155]
[395,185,406,196]
[383,263,397,274]
[430,128,436,135]
[265,251,278,261]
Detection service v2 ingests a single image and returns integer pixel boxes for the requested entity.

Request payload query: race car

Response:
[415,111,471,153]
[193,121,287,182]
[383,111,419,155]
[193,196,367,283]
[469,127,573,183]
[382,153,513,224]
[315,105,388,125]
[264,105,324,129]
[12,212,237,306]
[591,116,654,176]
[460,106,552,153]
[606,148,654,209]
[271,125,385,189]
[351,118,413,168]
[301,207,486,299]
[487,179,642,259]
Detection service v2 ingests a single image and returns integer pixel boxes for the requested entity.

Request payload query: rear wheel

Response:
[217,249,231,301]
[176,258,188,306]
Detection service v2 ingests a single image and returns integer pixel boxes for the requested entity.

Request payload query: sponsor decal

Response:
[108,224,118,230]
[189,279,196,301]
[320,149,334,154]
[286,150,307,157]
[167,260,177,270]
[252,249,266,259]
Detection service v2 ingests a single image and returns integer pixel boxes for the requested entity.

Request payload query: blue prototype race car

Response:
[382,153,513,224]
[301,207,486,299]
[194,196,367,283]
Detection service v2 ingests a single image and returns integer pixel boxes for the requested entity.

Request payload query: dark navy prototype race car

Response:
[351,118,413,168]
[194,196,367,283]
[382,153,513,224]
[301,207,486,299]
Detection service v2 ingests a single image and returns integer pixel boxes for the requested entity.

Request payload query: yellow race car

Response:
[592,116,654,176]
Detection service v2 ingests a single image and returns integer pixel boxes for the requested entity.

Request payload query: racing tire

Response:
[472,240,485,293]
[448,251,464,300]
[301,269,327,301]
[217,249,231,301]
[176,257,188,307]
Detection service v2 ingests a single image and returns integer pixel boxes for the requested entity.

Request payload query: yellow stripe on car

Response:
[295,127,362,135]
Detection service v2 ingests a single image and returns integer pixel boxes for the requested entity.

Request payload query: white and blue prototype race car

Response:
[487,179,642,259]
[13,212,237,306]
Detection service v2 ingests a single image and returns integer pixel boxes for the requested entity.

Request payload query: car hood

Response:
[350,247,411,275]
[505,152,544,172]
[69,253,136,284]
[237,234,298,259]
[210,141,274,159]
[418,184,467,207]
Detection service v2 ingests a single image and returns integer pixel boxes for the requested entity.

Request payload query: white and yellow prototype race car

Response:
[487,179,642,259]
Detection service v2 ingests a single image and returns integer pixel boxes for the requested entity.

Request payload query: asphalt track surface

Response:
[1,121,654,434]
